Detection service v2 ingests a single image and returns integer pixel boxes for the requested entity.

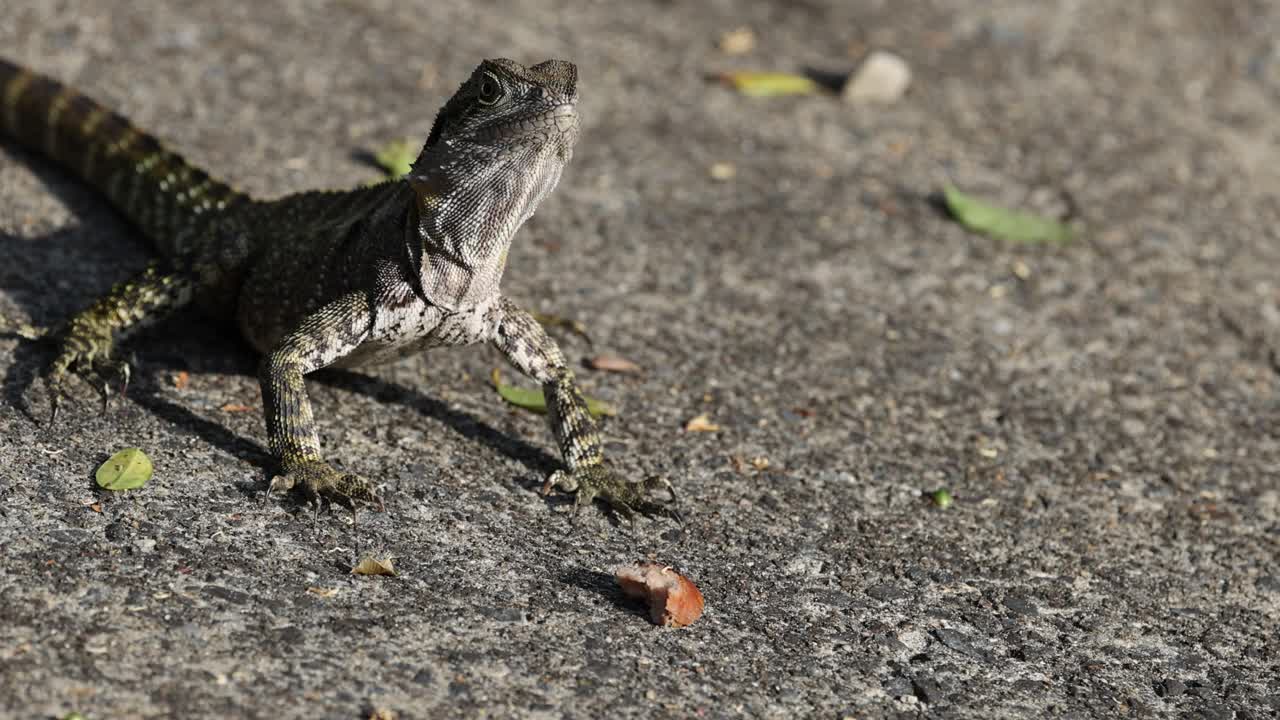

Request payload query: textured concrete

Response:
[1,1,1277,718]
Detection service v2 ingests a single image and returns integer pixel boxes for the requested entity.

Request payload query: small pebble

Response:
[1255,575,1280,593]
[709,162,736,181]
[912,675,944,704]
[718,27,756,55]
[843,50,912,104]
[1157,678,1186,698]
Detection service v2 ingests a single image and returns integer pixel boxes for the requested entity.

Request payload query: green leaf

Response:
[720,71,819,97]
[491,369,617,417]
[95,448,153,491]
[584,395,618,417]
[943,185,1072,244]
[930,488,954,509]
[61,713,88,720]
[373,139,417,179]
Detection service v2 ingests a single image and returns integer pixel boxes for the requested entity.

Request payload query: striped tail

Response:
[0,57,248,257]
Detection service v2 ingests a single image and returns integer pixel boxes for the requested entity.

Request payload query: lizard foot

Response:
[45,327,127,423]
[269,460,385,515]
[542,465,680,522]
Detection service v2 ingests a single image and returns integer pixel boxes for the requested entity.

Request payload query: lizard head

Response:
[416,58,580,167]
[406,59,580,304]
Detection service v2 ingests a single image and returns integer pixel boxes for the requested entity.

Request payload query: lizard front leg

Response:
[45,262,195,419]
[260,292,382,511]
[491,297,676,519]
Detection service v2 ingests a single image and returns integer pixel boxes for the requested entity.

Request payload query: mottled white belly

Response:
[334,294,499,368]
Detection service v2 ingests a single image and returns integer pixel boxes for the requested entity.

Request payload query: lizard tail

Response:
[0,57,248,256]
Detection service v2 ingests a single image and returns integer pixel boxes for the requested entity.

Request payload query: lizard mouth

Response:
[549,103,578,132]
[479,103,578,146]
[547,104,580,160]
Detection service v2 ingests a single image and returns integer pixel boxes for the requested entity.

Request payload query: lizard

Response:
[0,55,676,520]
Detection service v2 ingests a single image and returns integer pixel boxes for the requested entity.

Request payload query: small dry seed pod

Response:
[615,562,704,627]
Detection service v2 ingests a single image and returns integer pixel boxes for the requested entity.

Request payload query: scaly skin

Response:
[0,56,675,519]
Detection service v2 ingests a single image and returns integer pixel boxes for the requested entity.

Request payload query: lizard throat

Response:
[407,151,564,310]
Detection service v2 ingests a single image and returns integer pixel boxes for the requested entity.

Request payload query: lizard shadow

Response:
[4,315,560,494]
[314,368,562,483]
[0,302,280,484]
[558,567,649,621]
[1,142,153,417]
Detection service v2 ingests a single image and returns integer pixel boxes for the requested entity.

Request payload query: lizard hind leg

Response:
[45,310,128,423]
[42,262,195,423]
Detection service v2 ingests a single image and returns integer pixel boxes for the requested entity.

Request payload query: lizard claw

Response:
[543,466,680,523]
[47,382,65,425]
[41,324,120,425]
[90,358,131,413]
[269,459,384,518]
[102,358,131,396]
[45,364,87,426]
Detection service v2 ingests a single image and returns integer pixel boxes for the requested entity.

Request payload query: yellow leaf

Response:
[720,71,819,97]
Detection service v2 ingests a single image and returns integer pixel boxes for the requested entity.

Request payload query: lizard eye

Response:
[476,72,503,106]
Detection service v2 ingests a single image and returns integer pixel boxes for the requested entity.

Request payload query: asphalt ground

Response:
[1,1,1277,718]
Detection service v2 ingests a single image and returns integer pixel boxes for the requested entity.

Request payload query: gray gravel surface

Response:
[1,1,1278,718]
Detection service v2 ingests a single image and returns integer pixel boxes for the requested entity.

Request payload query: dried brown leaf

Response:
[684,413,721,433]
[616,562,705,628]
[586,354,642,374]
[351,556,397,576]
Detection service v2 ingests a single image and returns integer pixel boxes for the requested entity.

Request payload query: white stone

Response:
[843,50,912,104]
